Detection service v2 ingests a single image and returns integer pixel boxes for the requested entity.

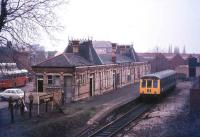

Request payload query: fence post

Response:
[45,102,48,112]
[8,97,14,123]
[51,92,54,111]
[37,93,40,116]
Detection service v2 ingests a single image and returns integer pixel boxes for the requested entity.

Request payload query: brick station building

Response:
[32,40,150,103]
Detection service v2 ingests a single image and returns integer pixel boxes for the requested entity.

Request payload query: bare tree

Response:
[0,0,65,48]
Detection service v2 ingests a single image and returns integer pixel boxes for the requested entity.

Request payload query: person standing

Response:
[19,98,25,116]
[28,93,34,118]
[14,99,19,114]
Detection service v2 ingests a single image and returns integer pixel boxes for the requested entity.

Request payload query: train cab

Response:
[140,70,176,98]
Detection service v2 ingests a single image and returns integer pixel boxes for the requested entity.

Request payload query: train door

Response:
[146,79,153,94]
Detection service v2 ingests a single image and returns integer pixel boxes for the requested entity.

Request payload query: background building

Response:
[138,52,200,78]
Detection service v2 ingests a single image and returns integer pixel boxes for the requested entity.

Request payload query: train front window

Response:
[142,80,146,88]
[153,80,158,88]
[147,80,152,88]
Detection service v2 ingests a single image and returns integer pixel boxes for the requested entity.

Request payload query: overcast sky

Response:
[40,0,200,53]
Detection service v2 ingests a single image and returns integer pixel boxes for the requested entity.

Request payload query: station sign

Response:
[39,94,53,104]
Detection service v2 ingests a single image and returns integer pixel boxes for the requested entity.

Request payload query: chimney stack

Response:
[71,40,80,53]
[112,43,117,63]
[118,45,126,55]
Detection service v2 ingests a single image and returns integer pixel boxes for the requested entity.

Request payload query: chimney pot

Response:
[112,43,117,63]
[71,40,80,53]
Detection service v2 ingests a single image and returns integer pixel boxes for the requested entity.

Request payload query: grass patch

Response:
[22,104,101,137]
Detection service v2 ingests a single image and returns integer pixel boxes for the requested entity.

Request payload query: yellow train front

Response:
[140,70,176,99]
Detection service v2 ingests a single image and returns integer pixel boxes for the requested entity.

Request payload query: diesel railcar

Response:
[140,70,176,98]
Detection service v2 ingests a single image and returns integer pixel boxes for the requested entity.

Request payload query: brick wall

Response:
[33,62,150,103]
[169,54,187,70]
[175,65,189,78]
[150,53,170,73]
[73,62,150,101]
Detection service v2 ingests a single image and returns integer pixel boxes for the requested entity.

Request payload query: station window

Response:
[80,74,87,84]
[54,75,61,86]
[48,75,53,85]
[153,80,158,88]
[48,75,61,86]
[142,80,146,88]
[147,80,152,88]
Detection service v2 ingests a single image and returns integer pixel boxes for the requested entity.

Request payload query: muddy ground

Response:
[116,81,200,137]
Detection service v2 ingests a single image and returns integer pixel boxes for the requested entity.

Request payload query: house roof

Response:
[92,41,112,48]
[92,41,139,64]
[116,54,133,63]
[79,41,102,65]
[98,54,134,64]
[98,54,113,64]
[48,40,140,67]
[64,53,92,66]
[33,53,92,68]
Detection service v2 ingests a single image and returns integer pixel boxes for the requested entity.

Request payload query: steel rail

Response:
[89,102,153,137]
[76,98,141,137]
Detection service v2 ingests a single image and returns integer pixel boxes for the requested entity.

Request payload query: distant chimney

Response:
[71,40,80,53]
[112,43,117,63]
[118,45,126,55]
[126,45,131,49]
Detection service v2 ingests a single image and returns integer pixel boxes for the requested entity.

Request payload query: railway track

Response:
[88,102,153,137]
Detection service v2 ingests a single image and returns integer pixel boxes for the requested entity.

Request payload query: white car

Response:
[0,88,24,100]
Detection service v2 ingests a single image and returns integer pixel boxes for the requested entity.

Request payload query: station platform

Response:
[61,83,140,125]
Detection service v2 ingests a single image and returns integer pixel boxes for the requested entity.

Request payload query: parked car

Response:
[0,88,24,100]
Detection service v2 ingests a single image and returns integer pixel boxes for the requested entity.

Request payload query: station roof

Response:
[98,54,134,64]
[32,53,92,68]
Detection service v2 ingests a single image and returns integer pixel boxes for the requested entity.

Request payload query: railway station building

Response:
[32,40,150,103]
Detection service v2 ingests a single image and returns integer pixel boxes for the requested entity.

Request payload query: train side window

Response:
[153,80,158,88]
[142,80,146,88]
[147,80,152,88]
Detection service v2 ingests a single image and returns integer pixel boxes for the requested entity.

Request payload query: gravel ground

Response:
[116,81,200,137]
